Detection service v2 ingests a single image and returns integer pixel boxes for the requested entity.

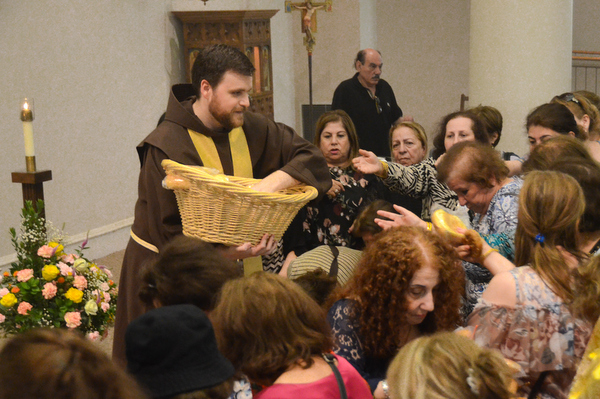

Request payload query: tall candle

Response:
[20,98,35,157]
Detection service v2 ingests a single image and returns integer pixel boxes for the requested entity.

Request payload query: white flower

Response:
[84,300,98,315]
[73,258,89,273]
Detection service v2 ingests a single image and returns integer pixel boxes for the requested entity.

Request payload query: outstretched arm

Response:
[251,170,301,193]
[352,149,386,176]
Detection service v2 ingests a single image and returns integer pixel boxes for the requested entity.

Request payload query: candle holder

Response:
[11,170,52,219]
[15,97,49,217]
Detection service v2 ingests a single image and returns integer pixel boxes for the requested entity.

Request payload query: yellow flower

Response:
[42,265,60,281]
[64,288,84,303]
[48,242,64,256]
[0,293,18,308]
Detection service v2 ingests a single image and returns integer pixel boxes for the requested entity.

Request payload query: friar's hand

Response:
[219,234,276,260]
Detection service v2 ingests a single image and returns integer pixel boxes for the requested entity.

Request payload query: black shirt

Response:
[331,73,402,157]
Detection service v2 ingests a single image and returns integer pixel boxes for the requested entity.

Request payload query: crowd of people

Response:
[3,43,600,399]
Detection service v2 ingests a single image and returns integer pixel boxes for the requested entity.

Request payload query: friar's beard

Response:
[208,98,246,131]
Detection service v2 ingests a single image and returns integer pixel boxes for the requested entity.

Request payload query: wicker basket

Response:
[162,159,318,246]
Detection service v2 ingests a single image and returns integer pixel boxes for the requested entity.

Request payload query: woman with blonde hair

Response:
[211,272,372,399]
[466,171,596,398]
[386,332,513,399]
[551,92,600,161]
[387,121,425,216]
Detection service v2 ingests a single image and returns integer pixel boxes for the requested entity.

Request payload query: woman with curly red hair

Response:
[327,226,464,398]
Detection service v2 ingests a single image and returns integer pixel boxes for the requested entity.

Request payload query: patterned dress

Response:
[327,298,391,392]
[303,166,387,249]
[463,177,522,317]
[468,266,592,399]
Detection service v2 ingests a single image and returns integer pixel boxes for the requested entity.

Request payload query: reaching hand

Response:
[352,149,384,175]
[375,204,426,231]
[219,233,276,260]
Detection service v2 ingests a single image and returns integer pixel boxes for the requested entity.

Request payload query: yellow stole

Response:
[187,127,253,177]
[187,127,262,275]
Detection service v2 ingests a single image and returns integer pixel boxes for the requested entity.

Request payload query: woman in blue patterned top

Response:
[375,142,521,317]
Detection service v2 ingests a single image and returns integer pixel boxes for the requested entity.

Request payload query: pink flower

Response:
[103,292,111,303]
[0,314,5,323]
[61,253,75,264]
[73,276,87,290]
[17,302,32,315]
[16,269,34,282]
[101,302,110,312]
[64,312,81,328]
[87,331,100,341]
[57,262,73,276]
[42,283,57,299]
[100,282,110,292]
[0,288,9,298]
[37,245,55,258]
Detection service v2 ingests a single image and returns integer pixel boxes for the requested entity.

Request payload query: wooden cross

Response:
[285,0,332,54]
[285,1,332,105]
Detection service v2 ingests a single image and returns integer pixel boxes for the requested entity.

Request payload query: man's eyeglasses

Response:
[374,96,382,114]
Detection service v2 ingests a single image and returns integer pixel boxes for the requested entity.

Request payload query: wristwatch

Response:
[381,380,390,399]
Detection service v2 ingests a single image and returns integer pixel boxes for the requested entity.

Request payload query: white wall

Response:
[574,0,600,51]
[376,0,471,141]
[0,1,174,264]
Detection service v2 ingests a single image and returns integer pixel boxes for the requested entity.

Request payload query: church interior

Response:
[1,0,599,265]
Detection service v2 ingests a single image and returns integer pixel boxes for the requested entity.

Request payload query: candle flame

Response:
[22,102,29,111]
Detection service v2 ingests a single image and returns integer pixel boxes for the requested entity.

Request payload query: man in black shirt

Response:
[331,48,403,158]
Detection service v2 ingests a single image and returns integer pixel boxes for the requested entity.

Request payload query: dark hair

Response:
[334,227,464,359]
[191,44,255,96]
[212,273,334,386]
[314,109,360,160]
[0,329,148,399]
[292,268,338,308]
[431,111,489,159]
[526,103,582,139]
[354,48,381,67]
[521,135,594,174]
[469,105,503,147]
[138,236,242,312]
[351,199,395,238]
[437,141,509,189]
[548,157,600,234]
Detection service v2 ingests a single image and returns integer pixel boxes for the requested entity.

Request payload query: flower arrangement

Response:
[0,200,117,340]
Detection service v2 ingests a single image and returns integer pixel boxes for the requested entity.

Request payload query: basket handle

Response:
[162,173,191,190]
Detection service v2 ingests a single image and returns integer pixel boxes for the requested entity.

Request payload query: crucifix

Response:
[285,0,332,105]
